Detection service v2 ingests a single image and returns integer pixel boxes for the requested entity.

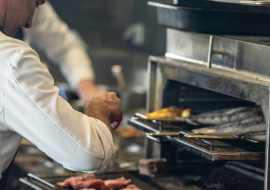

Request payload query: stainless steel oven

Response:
[128,1,270,189]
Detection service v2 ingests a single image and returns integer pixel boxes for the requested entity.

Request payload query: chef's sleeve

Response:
[4,47,114,172]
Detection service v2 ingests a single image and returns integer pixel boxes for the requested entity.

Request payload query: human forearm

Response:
[5,49,115,172]
[84,99,112,134]
[77,79,101,104]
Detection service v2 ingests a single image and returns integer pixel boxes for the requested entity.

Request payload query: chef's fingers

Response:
[111,120,121,130]
[108,103,122,130]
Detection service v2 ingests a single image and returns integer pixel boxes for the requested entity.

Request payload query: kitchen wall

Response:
[35,0,170,88]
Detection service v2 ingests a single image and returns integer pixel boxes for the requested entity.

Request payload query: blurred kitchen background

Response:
[38,0,168,87]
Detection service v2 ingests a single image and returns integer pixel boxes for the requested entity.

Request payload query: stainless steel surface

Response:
[146,55,270,189]
[183,134,241,140]
[147,132,180,136]
[207,35,214,68]
[132,116,198,125]
[27,173,55,189]
[241,0,270,5]
[129,117,265,161]
[166,29,270,82]
[146,2,270,188]
[172,137,265,161]
[145,133,166,143]
[146,132,179,143]
[207,35,226,68]
[266,92,270,189]
[149,1,270,36]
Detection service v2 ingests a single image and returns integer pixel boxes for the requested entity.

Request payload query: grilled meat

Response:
[102,177,131,190]
[57,174,96,188]
[120,185,141,190]
[57,174,134,190]
[58,179,104,189]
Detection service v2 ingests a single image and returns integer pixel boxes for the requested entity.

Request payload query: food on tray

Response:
[103,177,131,189]
[57,174,96,188]
[120,185,141,190]
[145,106,191,119]
[185,107,263,125]
[243,131,266,141]
[57,179,104,189]
[57,174,136,190]
[192,116,266,139]
[139,158,167,178]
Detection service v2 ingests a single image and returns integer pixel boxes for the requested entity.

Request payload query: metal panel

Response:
[147,56,270,190]
[151,1,270,36]
[166,29,270,85]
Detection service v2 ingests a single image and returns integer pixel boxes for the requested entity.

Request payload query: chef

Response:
[0,0,122,189]
[15,1,101,103]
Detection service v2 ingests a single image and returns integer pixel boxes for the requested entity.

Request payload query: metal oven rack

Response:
[140,54,270,189]
[128,117,265,161]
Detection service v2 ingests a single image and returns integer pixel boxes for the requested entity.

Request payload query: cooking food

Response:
[103,177,131,190]
[242,131,266,141]
[58,179,104,189]
[183,107,263,125]
[57,174,96,188]
[192,116,266,136]
[139,158,167,178]
[57,174,134,190]
[120,185,141,190]
[145,106,191,119]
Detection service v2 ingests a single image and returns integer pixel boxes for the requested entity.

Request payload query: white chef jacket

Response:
[23,2,95,90]
[0,31,115,179]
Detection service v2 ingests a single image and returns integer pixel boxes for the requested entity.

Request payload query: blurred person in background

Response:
[15,1,100,103]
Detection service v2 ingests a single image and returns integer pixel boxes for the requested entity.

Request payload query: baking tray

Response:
[128,117,266,161]
[149,1,270,36]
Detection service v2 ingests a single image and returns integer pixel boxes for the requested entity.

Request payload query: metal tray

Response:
[19,166,264,190]
[19,172,155,190]
[149,1,270,36]
[128,117,266,161]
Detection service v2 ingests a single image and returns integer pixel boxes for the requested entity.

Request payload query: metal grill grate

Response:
[19,166,264,190]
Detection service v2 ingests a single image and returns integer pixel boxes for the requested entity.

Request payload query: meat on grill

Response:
[102,177,131,190]
[119,185,141,190]
[57,174,134,190]
[57,174,96,188]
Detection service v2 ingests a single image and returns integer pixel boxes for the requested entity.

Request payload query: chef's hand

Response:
[77,80,101,104]
[84,91,122,133]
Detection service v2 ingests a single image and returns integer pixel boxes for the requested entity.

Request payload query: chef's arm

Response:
[4,47,119,172]
[24,2,100,102]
